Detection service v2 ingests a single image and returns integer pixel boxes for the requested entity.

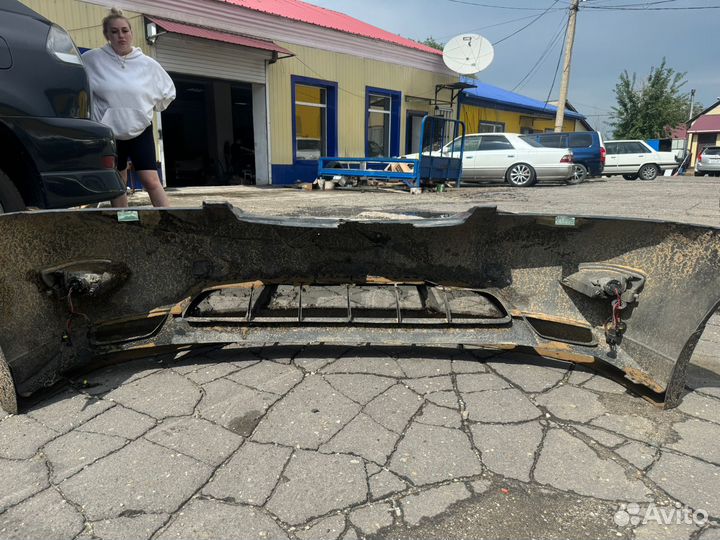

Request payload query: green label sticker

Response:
[117,210,139,222]
[555,215,576,227]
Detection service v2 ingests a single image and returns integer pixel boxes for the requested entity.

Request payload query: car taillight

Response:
[101,155,116,169]
[697,151,704,162]
[600,146,606,165]
[560,154,573,163]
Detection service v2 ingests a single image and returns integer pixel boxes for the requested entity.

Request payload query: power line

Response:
[292,56,366,100]
[445,0,566,10]
[434,13,553,40]
[492,0,562,45]
[581,0,677,4]
[544,18,567,107]
[67,14,143,33]
[292,55,440,104]
[511,15,567,92]
[584,2,720,9]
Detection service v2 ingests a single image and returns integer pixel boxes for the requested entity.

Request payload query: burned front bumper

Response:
[0,204,718,413]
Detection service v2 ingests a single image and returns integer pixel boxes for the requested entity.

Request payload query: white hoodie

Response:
[82,45,176,140]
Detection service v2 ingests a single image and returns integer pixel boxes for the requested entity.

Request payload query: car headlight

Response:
[46,24,82,65]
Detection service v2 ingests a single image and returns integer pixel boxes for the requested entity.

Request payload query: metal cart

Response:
[317,115,466,191]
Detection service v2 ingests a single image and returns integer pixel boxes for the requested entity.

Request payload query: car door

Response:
[615,142,648,174]
[452,135,480,178]
[604,142,622,174]
[474,135,516,179]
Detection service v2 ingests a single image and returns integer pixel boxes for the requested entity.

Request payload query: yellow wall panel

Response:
[268,42,455,164]
[460,104,575,134]
[20,0,147,52]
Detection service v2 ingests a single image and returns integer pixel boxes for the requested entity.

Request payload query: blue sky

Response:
[303,0,720,135]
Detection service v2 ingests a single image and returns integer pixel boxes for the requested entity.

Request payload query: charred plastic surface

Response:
[0,204,718,408]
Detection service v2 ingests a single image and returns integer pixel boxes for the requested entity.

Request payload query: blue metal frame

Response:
[365,86,401,158]
[318,116,466,190]
[291,75,338,164]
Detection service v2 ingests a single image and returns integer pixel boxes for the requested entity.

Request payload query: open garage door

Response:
[150,18,293,185]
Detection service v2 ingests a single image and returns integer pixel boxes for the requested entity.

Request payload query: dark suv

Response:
[0,1,123,212]
[522,131,605,183]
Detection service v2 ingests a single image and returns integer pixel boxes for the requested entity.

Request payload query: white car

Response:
[695,146,720,177]
[407,133,574,187]
[603,140,679,180]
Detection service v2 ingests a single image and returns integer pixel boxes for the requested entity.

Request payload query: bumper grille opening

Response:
[525,316,595,345]
[91,312,168,345]
[186,281,509,326]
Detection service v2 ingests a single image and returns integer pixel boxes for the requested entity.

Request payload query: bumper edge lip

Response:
[41,169,125,208]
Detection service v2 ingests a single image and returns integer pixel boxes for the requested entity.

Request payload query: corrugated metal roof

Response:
[150,17,293,54]
[688,115,720,133]
[218,0,442,55]
[461,79,585,120]
[668,125,687,139]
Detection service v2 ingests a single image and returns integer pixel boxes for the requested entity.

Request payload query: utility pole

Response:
[681,88,696,172]
[688,88,696,121]
[554,0,580,132]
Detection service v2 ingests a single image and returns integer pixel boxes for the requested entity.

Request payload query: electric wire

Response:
[294,55,392,101]
[67,15,143,33]
[492,0,562,46]
[584,2,720,9]
[543,16,568,107]
[511,15,567,92]
[581,0,677,5]
[445,0,566,10]
[434,12,554,40]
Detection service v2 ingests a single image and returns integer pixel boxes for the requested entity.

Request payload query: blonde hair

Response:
[102,8,131,38]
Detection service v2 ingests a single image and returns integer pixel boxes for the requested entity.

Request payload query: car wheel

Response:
[638,164,659,181]
[506,163,537,187]
[622,174,638,181]
[566,164,588,185]
[0,170,25,214]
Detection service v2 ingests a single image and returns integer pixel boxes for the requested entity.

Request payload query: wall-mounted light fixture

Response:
[145,21,166,45]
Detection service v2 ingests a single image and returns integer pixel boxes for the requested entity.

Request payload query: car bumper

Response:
[4,116,124,208]
[41,169,125,208]
[536,164,574,181]
[696,161,720,173]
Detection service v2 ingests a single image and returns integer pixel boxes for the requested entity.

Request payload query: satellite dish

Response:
[442,34,494,75]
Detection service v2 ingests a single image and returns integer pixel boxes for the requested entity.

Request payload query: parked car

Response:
[0,0,124,213]
[521,131,604,183]
[695,146,720,177]
[406,133,574,187]
[603,140,678,181]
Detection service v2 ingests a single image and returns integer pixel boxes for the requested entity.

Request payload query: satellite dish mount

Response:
[433,34,494,115]
[442,33,495,75]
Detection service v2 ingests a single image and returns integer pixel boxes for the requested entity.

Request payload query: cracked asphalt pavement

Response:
[1,176,720,539]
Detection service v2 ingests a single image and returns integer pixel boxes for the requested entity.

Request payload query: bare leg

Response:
[111,169,129,207]
[137,169,170,207]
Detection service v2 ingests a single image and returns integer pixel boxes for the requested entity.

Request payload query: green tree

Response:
[420,36,444,51]
[610,59,699,139]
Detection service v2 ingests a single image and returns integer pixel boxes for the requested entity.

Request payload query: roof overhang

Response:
[147,16,293,57]
[688,115,720,133]
[460,94,585,121]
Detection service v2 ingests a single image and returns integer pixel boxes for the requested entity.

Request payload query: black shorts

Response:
[116,125,157,172]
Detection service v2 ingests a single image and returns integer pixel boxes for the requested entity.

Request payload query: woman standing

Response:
[83,8,175,207]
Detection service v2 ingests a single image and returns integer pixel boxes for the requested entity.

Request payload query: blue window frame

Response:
[291,75,338,164]
[365,87,401,158]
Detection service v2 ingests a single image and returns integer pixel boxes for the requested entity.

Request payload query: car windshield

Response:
[704,147,720,155]
[519,136,544,148]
